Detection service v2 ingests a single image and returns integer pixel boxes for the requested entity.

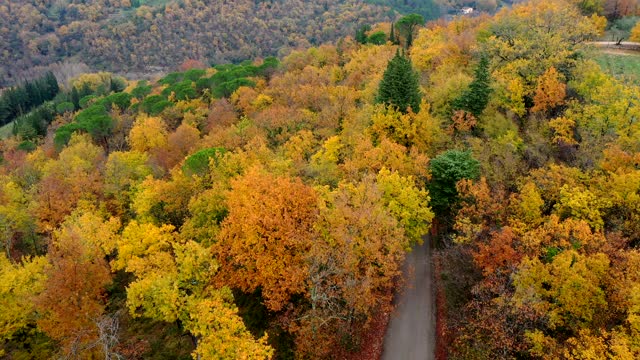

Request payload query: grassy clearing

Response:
[595,52,640,85]
[140,0,172,6]
[111,0,172,21]
[0,121,14,139]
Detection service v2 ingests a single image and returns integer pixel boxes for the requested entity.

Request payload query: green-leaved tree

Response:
[376,51,421,113]
[428,149,481,216]
[452,56,492,117]
[395,13,424,48]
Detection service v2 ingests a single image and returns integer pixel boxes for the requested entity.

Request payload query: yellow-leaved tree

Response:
[486,0,604,115]
[514,251,610,358]
[0,176,37,257]
[114,221,273,359]
[0,255,47,355]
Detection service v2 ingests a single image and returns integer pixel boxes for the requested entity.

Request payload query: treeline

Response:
[0,72,59,127]
[6,73,126,146]
[54,60,279,150]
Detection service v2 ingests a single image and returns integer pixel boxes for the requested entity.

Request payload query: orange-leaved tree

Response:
[214,166,319,312]
[35,211,114,358]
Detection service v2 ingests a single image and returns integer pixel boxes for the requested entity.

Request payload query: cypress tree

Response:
[3,88,17,120]
[12,86,29,116]
[356,24,371,44]
[45,72,59,99]
[390,22,398,45]
[25,81,41,108]
[0,98,9,126]
[0,72,60,127]
[452,56,492,117]
[376,51,421,113]
[71,86,80,110]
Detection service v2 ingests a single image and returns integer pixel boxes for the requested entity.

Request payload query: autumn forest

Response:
[3,0,640,359]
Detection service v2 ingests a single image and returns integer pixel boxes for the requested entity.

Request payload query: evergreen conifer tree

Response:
[71,87,80,110]
[452,56,492,117]
[0,98,9,126]
[390,22,398,45]
[355,24,371,44]
[12,87,29,116]
[376,51,421,113]
[44,72,59,99]
[25,81,41,107]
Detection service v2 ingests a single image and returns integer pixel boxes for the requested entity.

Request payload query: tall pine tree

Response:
[355,24,371,44]
[71,86,80,110]
[25,81,41,108]
[0,98,9,126]
[44,72,59,99]
[376,51,421,113]
[390,22,399,45]
[452,56,492,117]
[0,72,60,126]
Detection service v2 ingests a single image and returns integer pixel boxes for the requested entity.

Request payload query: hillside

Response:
[0,0,444,87]
[3,0,640,359]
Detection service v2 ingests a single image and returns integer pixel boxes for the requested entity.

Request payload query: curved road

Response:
[382,240,436,360]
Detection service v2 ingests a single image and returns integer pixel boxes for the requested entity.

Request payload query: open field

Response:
[594,49,640,85]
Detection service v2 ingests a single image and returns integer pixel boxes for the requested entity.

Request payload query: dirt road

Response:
[591,41,640,55]
[382,240,435,360]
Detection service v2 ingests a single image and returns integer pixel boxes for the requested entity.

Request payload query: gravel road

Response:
[382,240,435,360]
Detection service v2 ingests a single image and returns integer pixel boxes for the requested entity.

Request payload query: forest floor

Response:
[381,239,436,360]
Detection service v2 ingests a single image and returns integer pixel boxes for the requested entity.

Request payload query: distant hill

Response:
[365,0,441,20]
[0,0,438,87]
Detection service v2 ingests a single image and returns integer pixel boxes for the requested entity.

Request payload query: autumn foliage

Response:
[215,168,318,312]
[2,0,639,358]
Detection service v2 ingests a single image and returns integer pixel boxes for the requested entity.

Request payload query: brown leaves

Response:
[448,110,477,135]
[454,177,508,244]
[294,176,407,357]
[313,177,405,316]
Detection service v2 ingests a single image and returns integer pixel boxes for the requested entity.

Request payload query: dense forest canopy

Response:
[3,0,640,359]
[0,0,448,87]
